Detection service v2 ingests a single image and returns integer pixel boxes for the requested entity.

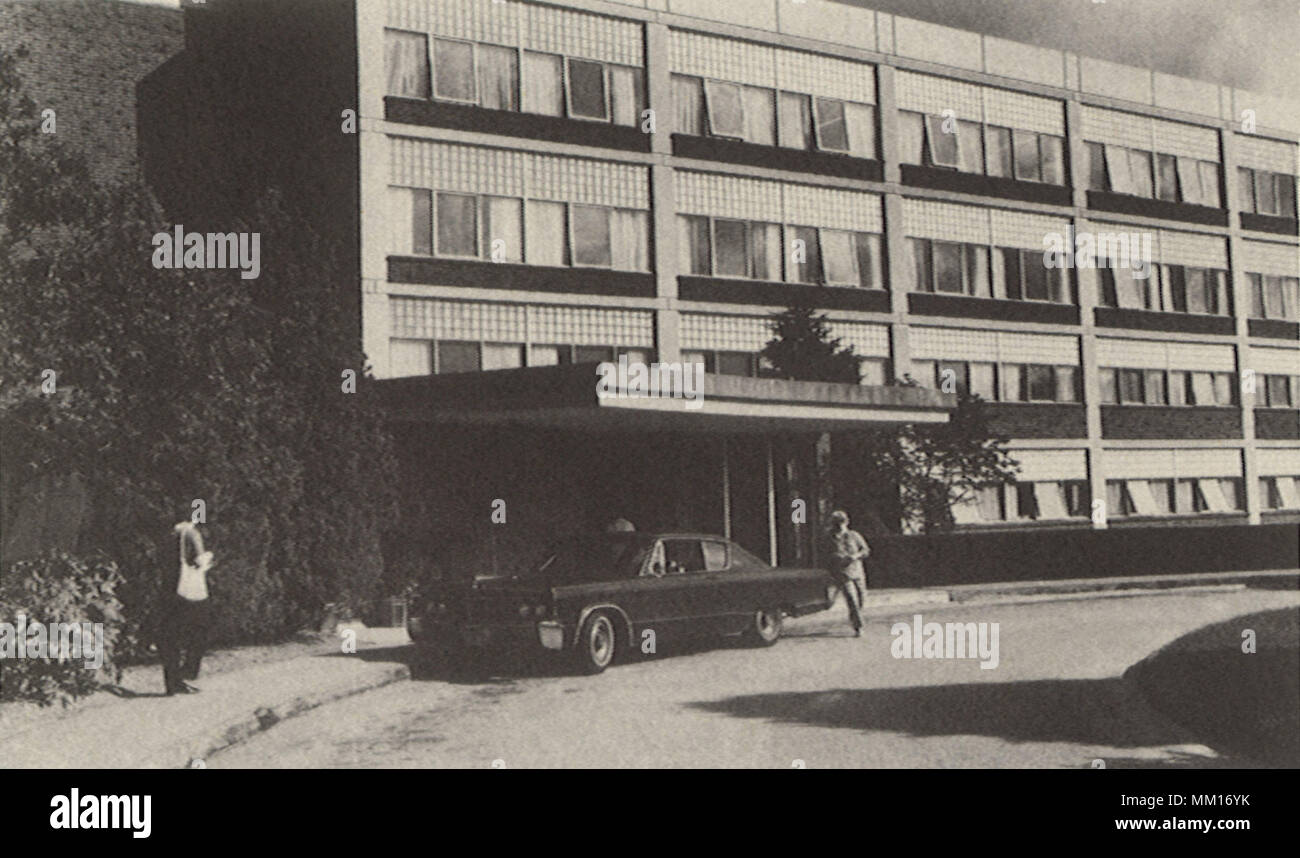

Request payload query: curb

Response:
[141,662,411,769]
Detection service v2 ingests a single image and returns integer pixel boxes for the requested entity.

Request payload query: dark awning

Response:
[373,363,954,434]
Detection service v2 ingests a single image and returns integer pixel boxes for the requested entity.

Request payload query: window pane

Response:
[1128,150,1154,197]
[1027,364,1054,400]
[436,192,477,256]
[1055,366,1079,402]
[814,98,850,151]
[679,215,711,275]
[610,209,648,272]
[433,39,475,101]
[986,125,1013,178]
[1105,145,1135,194]
[1176,156,1203,205]
[821,229,859,285]
[898,111,924,164]
[743,86,776,146]
[1278,173,1297,218]
[1000,363,1023,401]
[933,241,963,293]
[574,346,614,364]
[965,244,990,297]
[482,196,522,262]
[1213,373,1233,406]
[529,346,563,367]
[571,205,611,266]
[705,80,744,137]
[1013,129,1041,181]
[1119,369,1144,403]
[854,233,883,289]
[525,200,567,266]
[859,358,888,386]
[1255,169,1278,215]
[1100,368,1117,403]
[1189,372,1214,405]
[845,102,875,158]
[1086,141,1108,190]
[390,339,432,377]
[926,114,958,167]
[522,52,564,116]
[477,44,518,110]
[1267,374,1291,407]
[1143,370,1166,405]
[936,361,969,395]
[789,226,822,283]
[716,352,752,377]
[1022,250,1048,300]
[567,58,608,120]
[1039,135,1065,184]
[956,120,983,173]
[911,238,932,291]
[779,92,813,149]
[1167,371,1187,405]
[1199,162,1221,208]
[751,222,782,281]
[672,74,704,135]
[911,360,937,387]
[436,341,480,374]
[1238,167,1256,213]
[970,362,996,400]
[408,188,432,255]
[713,219,748,277]
[1155,153,1179,201]
[608,65,643,127]
[482,343,524,370]
[385,30,429,98]
[1249,273,1265,318]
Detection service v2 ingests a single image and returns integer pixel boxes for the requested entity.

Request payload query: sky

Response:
[125,0,1299,98]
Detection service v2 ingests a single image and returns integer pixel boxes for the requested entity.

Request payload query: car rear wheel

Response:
[576,613,617,674]
[744,608,783,647]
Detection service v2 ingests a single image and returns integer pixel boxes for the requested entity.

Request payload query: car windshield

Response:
[524,534,651,583]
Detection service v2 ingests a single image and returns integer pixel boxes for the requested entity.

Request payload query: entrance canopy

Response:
[374,363,954,433]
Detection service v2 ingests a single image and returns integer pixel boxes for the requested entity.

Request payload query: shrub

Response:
[0,550,125,706]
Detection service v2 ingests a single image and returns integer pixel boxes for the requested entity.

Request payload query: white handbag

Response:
[176,525,212,602]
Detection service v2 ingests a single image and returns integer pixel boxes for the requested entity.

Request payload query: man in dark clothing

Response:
[158,522,214,695]
[824,510,869,637]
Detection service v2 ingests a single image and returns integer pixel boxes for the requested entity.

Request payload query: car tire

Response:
[744,608,783,647]
[575,612,617,675]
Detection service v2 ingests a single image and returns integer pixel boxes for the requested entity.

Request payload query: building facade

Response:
[136,0,1300,579]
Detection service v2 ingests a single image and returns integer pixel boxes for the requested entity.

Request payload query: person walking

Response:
[825,510,869,637]
[158,521,215,695]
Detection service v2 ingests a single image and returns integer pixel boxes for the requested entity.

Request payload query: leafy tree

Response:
[760,304,1018,533]
[0,49,399,650]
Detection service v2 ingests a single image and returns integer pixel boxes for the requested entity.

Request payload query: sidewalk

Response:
[0,624,410,769]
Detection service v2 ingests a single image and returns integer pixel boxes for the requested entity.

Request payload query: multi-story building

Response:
[140,0,1299,582]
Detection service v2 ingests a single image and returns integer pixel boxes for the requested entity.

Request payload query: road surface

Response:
[208,588,1300,768]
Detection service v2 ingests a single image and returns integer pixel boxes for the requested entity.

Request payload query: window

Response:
[524,200,567,266]
[814,98,850,152]
[477,44,518,111]
[609,65,644,127]
[1128,149,1154,197]
[672,74,704,135]
[956,120,984,173]
[779,92,813,150]
[932,241,964,293]
[529,345,565,366]
[436,341,480,374]
[1086,142,1108,191]
[522,51,564,116]
[1199,162,1222,208]
[701,541,729,571]
[788,226,822,284]
[1063,481,1090,517]
[911,238,932,293]
[1279,173,1298,218]
[965,244,991,297]
[986,125,1013,178]
[1118,369,1144,404]
[388,187,433,256]
[663,539,706,574]
[1039,135,1065,184]
[743,86,776,146]
[821,229,859,286]
[704,80,745,138]
[575,346,614,364]
[926,115,958,167]
[1000,248,1068,304]
[390,339,432,377]
[854,233,883,289]
[1100,368,1117,403]
[716,352,755,377]
[1012,129,1041,182]
[970,362,996,400]
[1000,247,1022,300]
[1105,145,1136,195]
[1265,374,1293,407]
[610,209,648,271]
[482,343,524,370]
[899,111,925,165]
[1026,364,1055,401]
[1000,363,1023,402]
[1255,169,1278,215]
[1143,369,1167,405]
[1238,167,1257,213]
[713,219,748,277]
[1013,483,1040,520]
[433,38,475,102]
[1107,480,1136,516]
[680,215,711,275]
[1167,370,1188,406]
[435,192,477,257]
[1156,153,1179,202]
[385,30,430,98]
[571,205,611,267]
[846,103,876,158]
[1055,366,1079,402]
[481,196,522,263]
[1252,275,1300,321]
[567,58,608,120]
[936,360,969,395]
[859,358,888,386]
[1175,156,1202,204]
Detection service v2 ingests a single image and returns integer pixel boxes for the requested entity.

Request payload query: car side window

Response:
[663,539,706,574]
[701,540,729,571]
[641,540,666,577]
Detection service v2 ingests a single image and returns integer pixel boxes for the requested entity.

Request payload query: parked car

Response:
[408,531,832,674]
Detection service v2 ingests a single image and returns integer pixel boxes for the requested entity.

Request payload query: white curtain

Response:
[385,31,429,98]
[483,197,522,263]
[524,200,566,266]
[847,103,876,159]
[1176,157,1204,204]
[778,92,812,150]
[610,209,648,271]
[609,65,642,127]
[521,51,563,116]
[477,45,518,111]
[743,86,776,146]
[673,75,704,135]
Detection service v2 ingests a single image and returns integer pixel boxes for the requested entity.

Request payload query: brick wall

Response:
[0,0,184,184]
